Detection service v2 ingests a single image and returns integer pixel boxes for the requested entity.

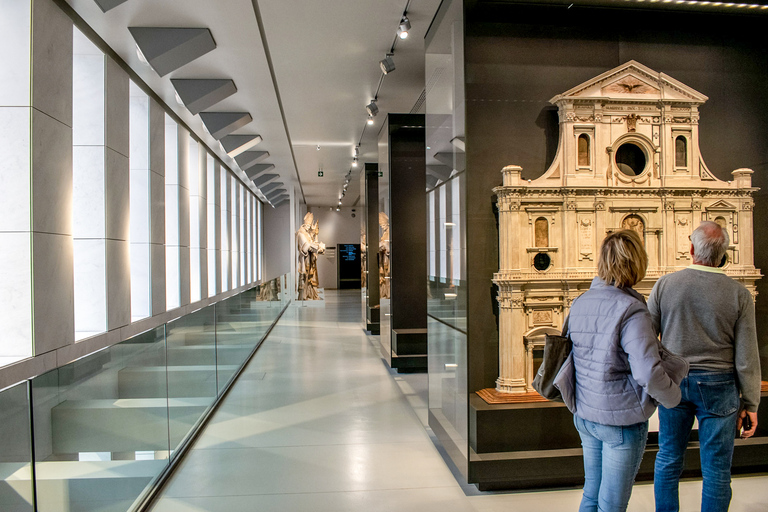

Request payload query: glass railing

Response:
[0,274,290,512]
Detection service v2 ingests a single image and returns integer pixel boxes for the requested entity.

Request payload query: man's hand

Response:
[737,409,758,439]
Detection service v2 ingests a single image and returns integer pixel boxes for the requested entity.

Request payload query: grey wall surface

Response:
[308,206,361,289]
[463,2,768,391]
[263,202,291,280]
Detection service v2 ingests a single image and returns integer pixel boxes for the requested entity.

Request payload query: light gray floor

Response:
[150,290,768,512]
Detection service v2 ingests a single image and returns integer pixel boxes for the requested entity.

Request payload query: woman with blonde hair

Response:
[563,229,687,512]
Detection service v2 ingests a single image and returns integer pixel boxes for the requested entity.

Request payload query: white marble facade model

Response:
[493,61,760,394]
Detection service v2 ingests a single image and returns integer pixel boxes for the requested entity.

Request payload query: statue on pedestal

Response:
[378,212,391,299]
[297,212,325,300]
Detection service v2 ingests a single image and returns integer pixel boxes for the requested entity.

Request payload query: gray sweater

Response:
[648,265,761,412]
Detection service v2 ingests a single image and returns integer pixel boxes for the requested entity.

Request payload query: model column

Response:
[494,166,526,393]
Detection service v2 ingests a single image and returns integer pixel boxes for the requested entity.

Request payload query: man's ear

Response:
[690,244,695,257]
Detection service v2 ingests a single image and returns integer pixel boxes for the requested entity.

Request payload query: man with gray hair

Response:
[649,221,760,512]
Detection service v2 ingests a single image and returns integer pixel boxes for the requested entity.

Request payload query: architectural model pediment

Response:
[706,200,737,210]
[550,61,708,104]
[491,61,759,395]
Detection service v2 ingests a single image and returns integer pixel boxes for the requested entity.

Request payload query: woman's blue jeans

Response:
[574,416,649,512]
[654,371,740,512]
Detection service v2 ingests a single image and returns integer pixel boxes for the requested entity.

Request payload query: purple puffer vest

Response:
[555,277,687,426]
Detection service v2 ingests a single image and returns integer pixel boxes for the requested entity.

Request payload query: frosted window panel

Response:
[0,233,33,364]
[429,191,436,277]
[207,203,217,296]
[165,183,179,246]
[190,248,201,303]
[72,30,104,147]
[130,82,151,321]
[166,246,180,309]
[221,248,230,292]
[0,109,32,232]
[189,196,201,303]
[130,244,150,321]
[231,178,238,286]
[73,29,107,340]
[249,196,255,283]
[257,200,262,281]
[220,167,229,292]
[240,186,246,285]
[165,116,180,309]
[208,248,217,296]
[439,185,447,280]
[207,155,215,202]
[165,116,179,185]
[188,137,201,302]
[0,0,31,105]
[74,239,107,339]
[72,146,106,238]
[451,178,461,283]
[188,138,200,197]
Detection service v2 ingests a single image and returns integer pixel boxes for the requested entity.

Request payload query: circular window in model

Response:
[615,142,647,176]
[533,253,551,272]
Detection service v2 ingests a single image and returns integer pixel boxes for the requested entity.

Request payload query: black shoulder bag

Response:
[532,315,572,402]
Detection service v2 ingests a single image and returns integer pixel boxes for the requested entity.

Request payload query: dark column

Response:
[385,114,427,372]
[364,163,380,334]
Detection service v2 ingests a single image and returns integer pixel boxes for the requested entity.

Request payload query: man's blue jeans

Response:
[654,371,740,512]
[574,416,649,512]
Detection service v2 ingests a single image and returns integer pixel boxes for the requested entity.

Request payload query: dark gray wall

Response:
[464,1,768,391]
[263,202,291,281]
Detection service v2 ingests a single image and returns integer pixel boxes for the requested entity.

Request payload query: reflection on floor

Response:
[149,290,768,512]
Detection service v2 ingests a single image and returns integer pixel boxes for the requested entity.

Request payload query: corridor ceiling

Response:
[64,0,442,207]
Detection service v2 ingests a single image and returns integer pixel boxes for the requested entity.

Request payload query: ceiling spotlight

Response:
[367,115,374,125]
[336,207,340,212]
[352,158,358,167]
[366,100,378,117]
[316,145,321,151]
[398,16,411,39]
[380,54,395,75]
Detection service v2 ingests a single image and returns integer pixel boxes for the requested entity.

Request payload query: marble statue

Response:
[378,212,391,299]
[361,227,367,288]
[258,277,280,301]
[493,61,760,394]
[296,212,325,300]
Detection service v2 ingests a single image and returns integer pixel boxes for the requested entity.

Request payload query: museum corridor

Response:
[148,290,768,512]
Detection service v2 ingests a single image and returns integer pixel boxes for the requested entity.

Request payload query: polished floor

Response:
[150,290,768,512]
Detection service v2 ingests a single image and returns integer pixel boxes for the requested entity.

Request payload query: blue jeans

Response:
[574,416,649,512]
[654,371,740,512]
